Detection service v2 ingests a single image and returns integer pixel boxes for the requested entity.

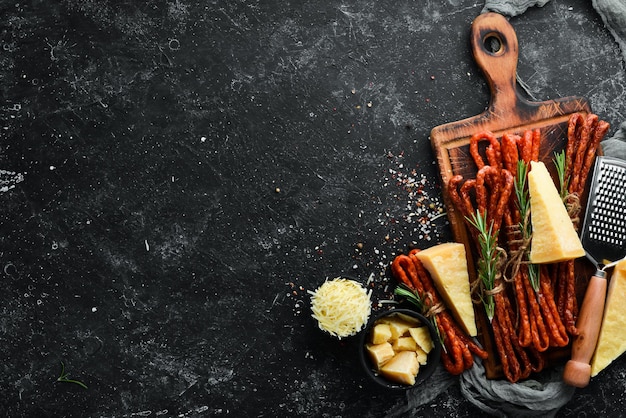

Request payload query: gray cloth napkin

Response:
[399,1,626,416]
[481,0,550,16]
[460,360,575,418]
[400,346,575,417]
[602,121,626,159]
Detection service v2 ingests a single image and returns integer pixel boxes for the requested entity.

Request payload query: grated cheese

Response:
[309,278,372,339]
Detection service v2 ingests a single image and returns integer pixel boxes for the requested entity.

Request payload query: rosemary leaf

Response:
[554,150,568,198]
[515,160,530,217]
[528,263,540,292]
[394,285,424,311]
[56,362,88,389]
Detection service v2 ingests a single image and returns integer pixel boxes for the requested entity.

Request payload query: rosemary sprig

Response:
[466,210,499,322]
[515,160,540,291]
[554,150,568,198]
[56,362,88,389]
[394,284,445,350]
[515,160,530,220]
[394,284,426,311]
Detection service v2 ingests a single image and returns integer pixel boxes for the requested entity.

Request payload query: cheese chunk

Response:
[379,351,419,385]
[380,314,419,340]
[415,346,428,365]
[528,161,585,263]
[366,342,395,369]
[370,323,392,344]
[392,337,418,352]
[415,243,477,336]
[408,327,434,353]
[591,260,626,376]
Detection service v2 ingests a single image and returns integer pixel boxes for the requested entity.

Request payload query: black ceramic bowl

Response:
[359,308,442,390]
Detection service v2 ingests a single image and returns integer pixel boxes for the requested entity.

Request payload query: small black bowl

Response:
[359,308,442,390]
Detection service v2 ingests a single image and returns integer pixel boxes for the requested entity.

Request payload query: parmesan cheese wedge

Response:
[528,161,585,263]
[415,243,477,337]
[591,259,626,377]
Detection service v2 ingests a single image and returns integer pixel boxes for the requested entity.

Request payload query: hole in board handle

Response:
[483,33,503,55]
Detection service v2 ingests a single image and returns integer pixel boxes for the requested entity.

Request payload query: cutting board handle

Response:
[471,13,520,114]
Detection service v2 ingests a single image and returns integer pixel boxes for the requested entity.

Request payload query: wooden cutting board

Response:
[430,12,592,378]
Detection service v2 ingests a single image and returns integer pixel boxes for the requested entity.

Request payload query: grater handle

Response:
[563,270,607,387]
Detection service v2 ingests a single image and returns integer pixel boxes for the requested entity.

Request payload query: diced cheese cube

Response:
[592,259,626,376]
[381,314,419,340]
[380,351,419,386]
[415,243,477,337]
[415,346,428,365]
[370,323,392,344]
[409,327,434,353]
[392,336,418,352]
[366,342,395,369]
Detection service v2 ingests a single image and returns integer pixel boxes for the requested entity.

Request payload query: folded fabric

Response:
[601,121,626,159]
[482,0,549,16]
[459,359,575,418]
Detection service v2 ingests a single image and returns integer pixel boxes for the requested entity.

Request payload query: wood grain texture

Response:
[430,12,591,378]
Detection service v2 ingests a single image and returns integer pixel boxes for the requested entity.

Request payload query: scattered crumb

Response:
[287,149,448,318]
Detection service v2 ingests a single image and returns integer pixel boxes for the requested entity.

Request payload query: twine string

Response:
[470,246,509,305]
[422,292,446,318]
[564,193,581,230]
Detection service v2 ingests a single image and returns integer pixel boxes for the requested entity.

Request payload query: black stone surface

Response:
[1,0,626,417]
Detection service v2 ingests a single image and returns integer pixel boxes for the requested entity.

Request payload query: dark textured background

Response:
[1,0,626,416]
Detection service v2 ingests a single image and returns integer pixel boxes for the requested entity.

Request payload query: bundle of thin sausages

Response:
[447,113,608,382]
[448,129,549,382]
[553,113,610,336]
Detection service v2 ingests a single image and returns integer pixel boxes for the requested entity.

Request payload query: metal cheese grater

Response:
[562,155,626,388]
[580,156,626,269]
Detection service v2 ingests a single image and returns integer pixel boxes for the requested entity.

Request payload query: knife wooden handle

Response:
[563,270,607,388]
